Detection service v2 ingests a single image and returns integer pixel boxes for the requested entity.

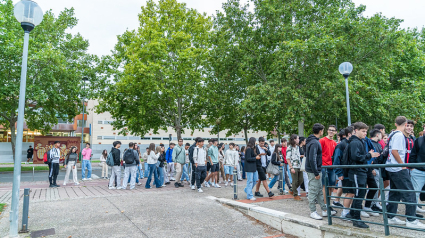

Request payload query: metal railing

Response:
[323,163,425,236]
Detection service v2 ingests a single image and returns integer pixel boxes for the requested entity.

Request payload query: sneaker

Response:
[178,183,184,187]
[230,182,234,187]
[417,206,425,213]
[341,211,349,220]
[388,217,406,225]
[204,182,211,188]
[225,182,228,187]
[364,207,379,217]
[249,197,257,201]
[288,190,294,195]
[175,183,180,188]
[87,178,92,180]
[333,201,344,208]
[109,186,116,190]
[214,183,221,188]
[137,182,142,186]
[170,178,176,181]
[162,184,166,187]
[63,183,66,186]
[116,187,123,190]
[191,185,195,190]
[353,221,369,229]
[198,188,203,193]
[82,178,87,181]
[310,211,323,220]
[406,219,425,229]
[294,196,302,201]
[165,182,171,185]
[371,204,383,213]
[360,211,370,218]
[49,184,55,188]
[75,182,80,185]
[375,203,383,210]
[254,192,263,197]
[282,190,289,195]
[322,210,336,217]
[268,191,274,198]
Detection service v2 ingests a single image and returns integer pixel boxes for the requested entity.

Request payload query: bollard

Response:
[32,167,34,181]
[19,188,30,233]
[278,165,284,195]
[325,169,332,225]
[233,169,238,200]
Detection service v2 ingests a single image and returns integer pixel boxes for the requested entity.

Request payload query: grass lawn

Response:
[0,166,63,172]
[0,203,6,213]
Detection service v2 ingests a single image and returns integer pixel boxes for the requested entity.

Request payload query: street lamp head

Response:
[82,77,89,81]
[14,0,43,33]
[339,62,353,78]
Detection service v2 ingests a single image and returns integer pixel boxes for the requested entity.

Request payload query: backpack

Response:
[123,149,136,164]
[106,151,115,166]
[43,150,52,164]
[341,142,352,166]
[382,131,401,161]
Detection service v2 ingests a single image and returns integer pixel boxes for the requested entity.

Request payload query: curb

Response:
[208,196,404,238]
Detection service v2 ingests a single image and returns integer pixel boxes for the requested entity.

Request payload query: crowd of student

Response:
[44,115,425,230]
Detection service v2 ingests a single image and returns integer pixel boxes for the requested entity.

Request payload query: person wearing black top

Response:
[240,146,246,179]
[26,145,33,164]
[108,141,122,189]
[254,137,274,198]
[268,144,284,190]
[157,146,167,187]
[409,132,425,213]
[63,146,79,185]
[244,137,259,201]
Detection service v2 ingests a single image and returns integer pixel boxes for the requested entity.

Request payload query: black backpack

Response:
[341,142,352,166]
[382,131,401,162]
[123,149,135,165]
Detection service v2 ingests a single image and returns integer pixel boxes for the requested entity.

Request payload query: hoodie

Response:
[348,135,372,174]
[409,136,425,171]
[111,147,121,166]
[332,138,348,178]
[224,148,239,167]
[166,148,173,163]
[193,146,207,166]
[305,134,322,176]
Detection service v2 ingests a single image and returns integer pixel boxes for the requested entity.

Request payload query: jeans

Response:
[123,166,138,189]
[139,163,144,179]
[307,172,326,213]
[109,166,121,188]
[236,162,242,180]
[181,164,190,182]
[303,171,309,193]
[191,163,196,186]
[195,166,207,189]
[157,166,165,186]
[241,162,246,179]
[284,164,292,189]
[146,164,161,188]
[268,174,280,189]
[244,171,258,199]
[411,169,425,204]
[144,163,150,178]
[81,160,92,179]
[321,168,335,187]
[387,169,417,221]
[127,171,139,184]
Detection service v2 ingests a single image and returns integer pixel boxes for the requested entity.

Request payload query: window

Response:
[98,121,103,124]
[152,137,162,140]
[141,137,151,140]
[128,136,141,140]
[104,121,113,125]
[77,120,86,127]
[116,136,127,140]
[103,136,115,140]
[235,138,245,141]
[227,138,234,141]
[183,137,192,140]
[97,136,102,139]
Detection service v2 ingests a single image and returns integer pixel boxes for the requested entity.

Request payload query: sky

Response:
[13,0,425,57]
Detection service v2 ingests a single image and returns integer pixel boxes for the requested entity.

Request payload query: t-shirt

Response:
[386,131,406,172]
[27,148,33,157]
[281,147,287,164]
[319,137,337,166]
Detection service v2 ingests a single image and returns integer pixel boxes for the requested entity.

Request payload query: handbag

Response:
[266,161,280,175]
[300,157,306,172]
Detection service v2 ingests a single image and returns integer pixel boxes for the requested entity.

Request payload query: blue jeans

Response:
[244,171,258,199]
[145,164,160,188]
[128,171,139,184]
[321,168,336,186]
[82,160,92,179]
[139,164,144,179]
[269,174,280,189]
[144,163,150,178]
[241,162,246,179]
[411,169,425,204]
[286,164,293,184]
[181,164,190,182]
[157,166,165,186]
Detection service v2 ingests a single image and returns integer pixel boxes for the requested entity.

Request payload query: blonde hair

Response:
[155,146,162,154]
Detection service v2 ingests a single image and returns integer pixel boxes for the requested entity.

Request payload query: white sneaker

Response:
[215,184,221,188]
[375,203,383,210]
[417,206,425,213]
[249,197,257,201]
[109,186,116,190]
[360,211,370,218]
[137,182,142,186]
[116,187,123,190]
[63,183,66,186]
[204,182,210,188]
[406,219,425,229]
[87,178,92,180]
[198,188,203,193]
[310,211,323,220]
[191,185,195,190]
[230,182,234,187]
[322,210,336,217]
[364,207,379,217]
[162,185,166,187]
[82,178,87,181]
[282,190,289,195]
[75,182,80,185]
[341,211,349,220]
[388,217,406,225]
[225,182,228,187]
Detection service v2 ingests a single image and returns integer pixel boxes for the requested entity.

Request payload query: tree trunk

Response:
[176,127,182,141]
[243,127,248,146]
[298,120,305,137]
[9,120,16,161]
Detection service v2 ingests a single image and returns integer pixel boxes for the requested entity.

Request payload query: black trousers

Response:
[195,166,207,189]
[48,163,60,185]
[191,163,196,186]
[387,169,417,221]
[365,169,378,208]
[349,172,367,220]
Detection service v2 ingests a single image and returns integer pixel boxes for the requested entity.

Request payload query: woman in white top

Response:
[100,149,108,179]
[224,143,239,186]
[145,143,161,189]
[217,143,226,184]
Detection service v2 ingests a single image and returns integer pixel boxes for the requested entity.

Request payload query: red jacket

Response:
[281,147,287,164]
[319,137,337,166]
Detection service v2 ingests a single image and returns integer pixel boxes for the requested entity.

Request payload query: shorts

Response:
[207,162,211,172]
[257,166,267,181]
[381,169,390,181]
[210,163,219,173]
[224,165,234,175]
[321,168,336,187]
[342,179,355,194]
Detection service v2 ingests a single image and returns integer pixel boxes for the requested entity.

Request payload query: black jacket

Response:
[371,139,384,164]
[255,145,271,168]
[348,135,372,174]
[271,153,283,166]
[409,136,425,171]
[158,152,166,168]
[244,147,258,172]
[305,135,322,176]
[111,147,121,166]
[188,143,196,164]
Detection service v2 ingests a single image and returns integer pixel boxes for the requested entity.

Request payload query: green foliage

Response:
[0,0,98,159]
[96,0,213,139]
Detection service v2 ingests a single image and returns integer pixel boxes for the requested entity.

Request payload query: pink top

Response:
[82,148,92,160]
[378,140,386,150]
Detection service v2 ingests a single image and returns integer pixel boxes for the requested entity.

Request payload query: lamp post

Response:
[216,118,221,143]
[80,77,88,164]
[10,1,43,237]
[339,62,353,126]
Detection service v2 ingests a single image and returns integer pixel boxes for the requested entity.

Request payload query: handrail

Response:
[323,163,425,169]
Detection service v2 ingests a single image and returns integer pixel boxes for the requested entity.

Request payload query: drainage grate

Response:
[30,228,55,238]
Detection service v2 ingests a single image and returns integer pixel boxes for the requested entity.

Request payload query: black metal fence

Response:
[323,163,425,236]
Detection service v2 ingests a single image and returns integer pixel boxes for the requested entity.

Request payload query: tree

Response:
[0,0,98,160]
[96,0,213,140]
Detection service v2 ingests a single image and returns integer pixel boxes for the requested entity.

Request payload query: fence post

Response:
[379,168,390,236]
[325,168,332,225]
[19,188,30,233]
[279,165,284,195]
[233,169,238,200]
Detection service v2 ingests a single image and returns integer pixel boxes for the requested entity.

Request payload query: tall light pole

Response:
[339,62,353,126]
[10,1,43,237]
[216,118,221,143]
[80,77,88,165]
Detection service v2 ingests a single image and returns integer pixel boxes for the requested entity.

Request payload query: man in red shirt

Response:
[319,125,337,206]
[280,138,292,192]
[373,124,386,149]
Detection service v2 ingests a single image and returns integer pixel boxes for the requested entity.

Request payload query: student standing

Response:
[122,142,139,190]
[63,146,79,186]
[180,143,191,185]
[281,139,292,191]
[26,145,33,164]
[268,144,284,191]
[254,137,274,198]
[172,139,186,188]
[145,143,161,189]
[205,139,221,188]
[319,125,337,206]
[81,143,93,181]
[194,138,207,193]
[224,143,239,186]
[244,137,259,201]
[287,134,303,201]
[48,141,61,188]
[157,146,166,187]
[109,141,122,189]
[189,139,198,190]
[267,140,275,179]
[299,137,308,194]
[240,146,246,179]
[165,143,176,183]
[217,143,226,184]
[100,149,108,179]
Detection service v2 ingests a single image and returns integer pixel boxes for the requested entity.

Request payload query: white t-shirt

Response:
[386,131,406,172]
